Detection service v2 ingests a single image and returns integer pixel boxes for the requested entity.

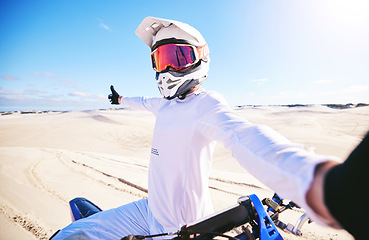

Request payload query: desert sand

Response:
[1,105,368,240]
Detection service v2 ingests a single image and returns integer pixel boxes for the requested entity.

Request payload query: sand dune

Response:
[1,105,368,239]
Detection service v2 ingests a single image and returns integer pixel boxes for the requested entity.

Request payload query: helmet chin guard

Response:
[156,58,209,100]
[136,17,210,100]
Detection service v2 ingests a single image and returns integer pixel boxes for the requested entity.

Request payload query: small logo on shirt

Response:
[151,148,159,156]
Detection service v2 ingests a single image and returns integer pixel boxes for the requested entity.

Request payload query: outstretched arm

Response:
[108,85,162,113]
[308,131,369,239]
[195,93,343,228]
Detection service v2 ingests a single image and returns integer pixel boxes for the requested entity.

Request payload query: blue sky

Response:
[1,0,369,111]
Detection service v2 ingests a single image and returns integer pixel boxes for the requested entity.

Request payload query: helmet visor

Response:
[151,44,208,72]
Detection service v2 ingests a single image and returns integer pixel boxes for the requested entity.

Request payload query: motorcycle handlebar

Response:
[181,196,253,237]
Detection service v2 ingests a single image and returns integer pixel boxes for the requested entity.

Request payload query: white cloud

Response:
[68,91,105,99]
[0,89,26,100]
[97,95,106,100]
[56,79,83,89]
[323,85,369,96]
[0,88,47,100]
[276,91,307,99]
[33,71,57,78]
[1,74,20,80]
[24,89,41,95]
[316,84,369,103]
[45,72,57,78]
[69,91,93,97]
[0,89,108,111]
[32,72,82,89]
[312,79,333,85]
[97,18,112,31]
[342,85,369,94]
[249,78,269,86]
[0,89,23,96]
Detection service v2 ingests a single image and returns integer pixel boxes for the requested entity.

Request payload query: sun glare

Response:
[325,0,369,28]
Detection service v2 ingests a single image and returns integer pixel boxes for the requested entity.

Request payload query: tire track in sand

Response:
[26,156,68,203]
[55,151,148,198]
[0,202,51,240]
[78,151,148,169]
[29,149,262,205]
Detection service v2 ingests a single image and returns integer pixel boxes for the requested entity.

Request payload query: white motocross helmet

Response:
[136,17,210,100]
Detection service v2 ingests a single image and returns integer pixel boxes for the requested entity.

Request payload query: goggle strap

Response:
[196,44,209,59]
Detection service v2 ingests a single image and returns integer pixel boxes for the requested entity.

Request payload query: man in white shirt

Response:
[52,16,358,240]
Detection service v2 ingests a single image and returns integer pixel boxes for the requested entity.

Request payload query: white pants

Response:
[52,199,165,240]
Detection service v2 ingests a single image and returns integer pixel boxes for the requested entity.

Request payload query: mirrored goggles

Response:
[151,43,209,72]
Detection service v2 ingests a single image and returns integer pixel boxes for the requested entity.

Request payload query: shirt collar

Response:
[175,88,204,102]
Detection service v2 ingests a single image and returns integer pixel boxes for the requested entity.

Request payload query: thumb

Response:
[110,85,120,96]
[110,85,116,93]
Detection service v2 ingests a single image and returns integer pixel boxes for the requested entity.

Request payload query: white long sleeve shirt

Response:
[121,89,337,231]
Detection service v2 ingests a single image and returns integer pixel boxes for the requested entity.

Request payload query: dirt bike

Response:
[50,193,310,240]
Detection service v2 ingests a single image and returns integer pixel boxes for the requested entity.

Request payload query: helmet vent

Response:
[166,79,181,84]
[146,22,160,35]
[168,84,177,90]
